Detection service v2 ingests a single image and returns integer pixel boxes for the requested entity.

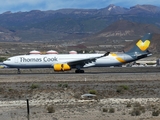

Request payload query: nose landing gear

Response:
[17,68,21,74]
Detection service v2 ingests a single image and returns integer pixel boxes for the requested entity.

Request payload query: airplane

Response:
[3,33,152,73]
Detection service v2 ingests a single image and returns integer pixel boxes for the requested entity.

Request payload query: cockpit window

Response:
[6,59,11,61]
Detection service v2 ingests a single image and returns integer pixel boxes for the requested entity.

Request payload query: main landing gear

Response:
[75,69,84,73]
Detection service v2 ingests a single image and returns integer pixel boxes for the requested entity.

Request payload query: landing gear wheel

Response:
[75,70,79,73]
[75,69,84,73]
[80,70,84,73]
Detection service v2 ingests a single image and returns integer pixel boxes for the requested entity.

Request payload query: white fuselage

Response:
[3,53,134,69]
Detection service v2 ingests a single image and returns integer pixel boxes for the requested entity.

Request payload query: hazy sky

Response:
[0,0,160,13]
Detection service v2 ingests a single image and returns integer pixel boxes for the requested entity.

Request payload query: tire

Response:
[75,70,84,73]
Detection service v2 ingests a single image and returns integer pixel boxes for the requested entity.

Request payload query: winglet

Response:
[103,52,110,56]
[96,52,110,59]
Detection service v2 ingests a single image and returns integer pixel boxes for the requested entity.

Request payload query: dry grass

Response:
[0,69,160,119]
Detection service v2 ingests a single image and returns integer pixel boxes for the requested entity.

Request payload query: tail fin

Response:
[126,33,152,56]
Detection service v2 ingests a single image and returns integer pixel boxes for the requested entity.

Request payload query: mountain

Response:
[128,5,160,14]
[83,20,160,41]
[0,4,160,41]
[98,4,128,15]
[0,26,20,41]
[98,20,160,38]
[80,20,160,54]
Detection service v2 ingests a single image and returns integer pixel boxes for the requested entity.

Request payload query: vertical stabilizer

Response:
[126,33,152,54]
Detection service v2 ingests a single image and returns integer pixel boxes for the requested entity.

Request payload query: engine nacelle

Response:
[54,63,71,71]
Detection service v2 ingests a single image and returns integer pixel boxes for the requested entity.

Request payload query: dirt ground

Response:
[1,67,160,120]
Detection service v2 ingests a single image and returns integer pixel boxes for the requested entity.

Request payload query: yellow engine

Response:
[54,63,71,71]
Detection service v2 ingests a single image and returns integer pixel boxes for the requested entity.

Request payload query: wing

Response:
[67,52,110,67]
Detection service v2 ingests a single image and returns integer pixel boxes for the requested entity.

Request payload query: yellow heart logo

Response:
[136,40,150,51]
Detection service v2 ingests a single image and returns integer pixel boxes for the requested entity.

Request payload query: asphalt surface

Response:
[0,66,160,74]
[0,67,160,82]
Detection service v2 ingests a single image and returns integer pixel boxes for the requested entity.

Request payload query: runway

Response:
[0,67,160,82]
[0,66,160,74]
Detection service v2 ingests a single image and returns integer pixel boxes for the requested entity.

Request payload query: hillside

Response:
[80,20,160,54]
[0,27,20,41]
[85,20,160,41]
[0,4,160,41]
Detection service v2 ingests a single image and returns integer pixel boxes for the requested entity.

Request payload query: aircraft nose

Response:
[2,60,11,68]
[3,61,6,64]
[3,61,7,66]
[3,59,7,63]
[3,59,9,65]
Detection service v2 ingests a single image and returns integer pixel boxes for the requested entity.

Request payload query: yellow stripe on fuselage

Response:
[136,40,150,51]
[110,53,126,63]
